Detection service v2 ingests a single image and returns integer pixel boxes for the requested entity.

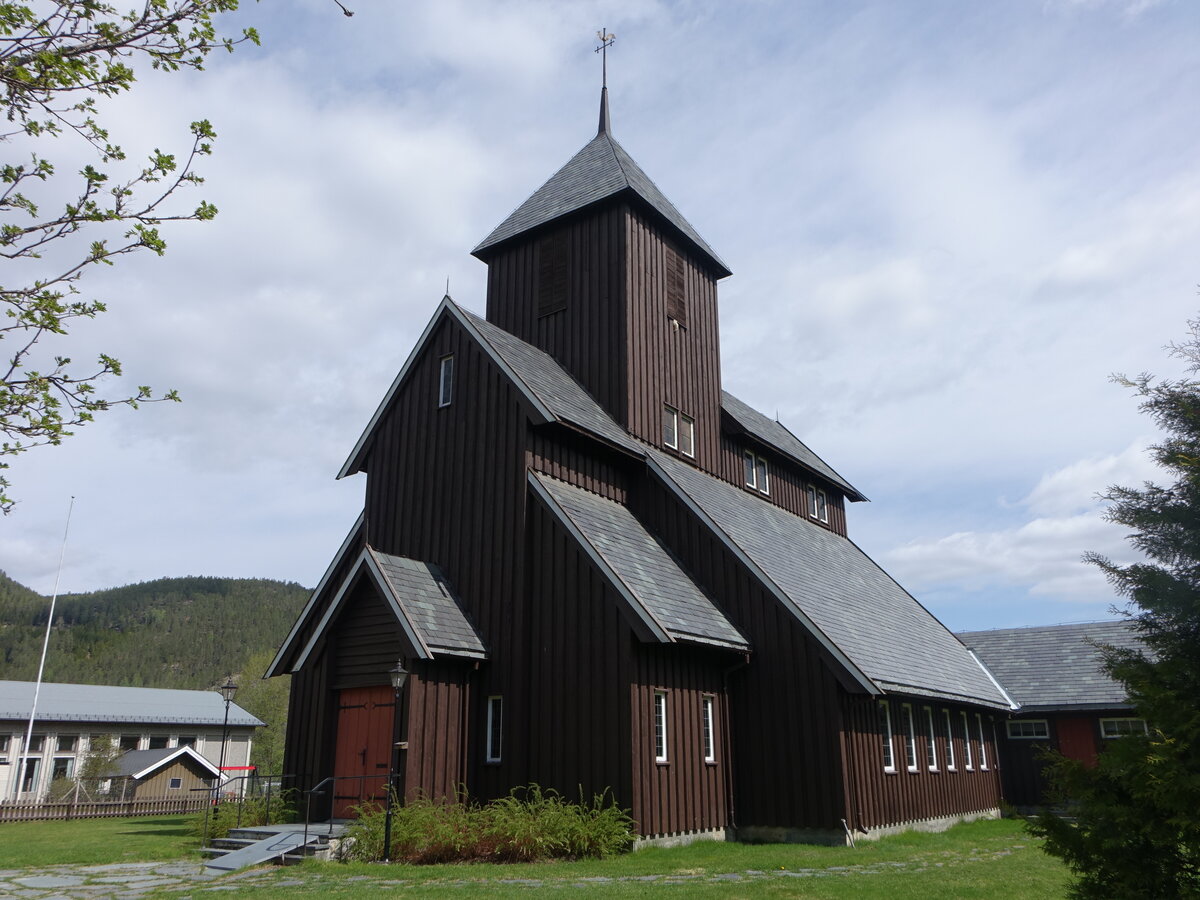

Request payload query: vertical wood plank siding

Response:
[520,498,635,816]
[623,205,723,467]
[841,696,1002,831]
[629,644,729,836]
[329,578,405,688]
[485,209,628,426]
[632,473,847,830]
[403,661,471,802]
[282,655,334,814]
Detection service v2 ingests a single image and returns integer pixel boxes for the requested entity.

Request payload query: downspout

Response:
[721,653,750,836]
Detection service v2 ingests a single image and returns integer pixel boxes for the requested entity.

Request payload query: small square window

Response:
[148,735,169,750]
[168,777,183,790]
[438,355,454,407]
[56,734,79,753]
[486,696,503,763]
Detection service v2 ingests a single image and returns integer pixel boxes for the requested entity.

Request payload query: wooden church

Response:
[269,86,1011,843]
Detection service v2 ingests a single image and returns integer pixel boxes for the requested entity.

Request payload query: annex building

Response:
[269,87,1017,843]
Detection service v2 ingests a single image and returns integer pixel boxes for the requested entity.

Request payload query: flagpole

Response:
[12,496,75,801]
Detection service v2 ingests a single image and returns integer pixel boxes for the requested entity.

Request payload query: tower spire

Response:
[594,29,615,135]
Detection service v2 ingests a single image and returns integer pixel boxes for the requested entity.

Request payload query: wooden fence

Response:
[0,796,208,823]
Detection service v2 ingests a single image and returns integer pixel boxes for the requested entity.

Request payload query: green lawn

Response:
[233,818,1070,898]
[0,814,198,867]
[0,815,1071,898]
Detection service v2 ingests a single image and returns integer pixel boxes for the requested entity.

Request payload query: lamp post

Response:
[216,676,237,800]
[382,660,408,863]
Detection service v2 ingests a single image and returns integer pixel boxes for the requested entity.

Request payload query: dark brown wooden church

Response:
[269,87,1011,843]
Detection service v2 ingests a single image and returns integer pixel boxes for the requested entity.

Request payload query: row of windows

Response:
[879,703,990,774]
[1005,717,1148,740]
[0,732,201,756]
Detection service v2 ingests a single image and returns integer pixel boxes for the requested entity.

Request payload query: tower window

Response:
[665,246,687,326]
[662,406,694,457]
[538,231,568,316]
[438,355,454,408]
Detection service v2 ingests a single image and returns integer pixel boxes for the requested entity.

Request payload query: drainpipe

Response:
[721,653,750,836]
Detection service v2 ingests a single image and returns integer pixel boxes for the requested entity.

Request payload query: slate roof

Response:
[530,472,748,651]
[112,746,220,780]
[722,391,865,501]
[472,90,731,278]
[0,681,264,727]
[957,620,1141,711]
[461,308,644,455]
[649,452,1009,708]
[368,549,487,658]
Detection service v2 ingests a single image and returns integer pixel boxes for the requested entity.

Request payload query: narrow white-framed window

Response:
[743,450,757,489]
[902,704,918,771]
[807,484,829,522]
[878,701,896,772]
[961,711,974,770]
[486,696,503,763]
[663,406,678,449]
[925,707,938,771]
[168,777,183,790]
[1100,717,1148,739]
[976,713,989,770]
[438,355,454,407]
[702,696,716,763]
[944,709,957,771]
[654,691,669,763]
[678,412,695,457]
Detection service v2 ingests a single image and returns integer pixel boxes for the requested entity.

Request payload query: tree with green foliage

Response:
[1030,320,1200,898]
[232,648,289,776]
[0,0,259,512]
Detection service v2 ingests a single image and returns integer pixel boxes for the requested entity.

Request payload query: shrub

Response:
[342,784,634,864]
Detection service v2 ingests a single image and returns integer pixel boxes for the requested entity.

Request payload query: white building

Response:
[0,681,263,801]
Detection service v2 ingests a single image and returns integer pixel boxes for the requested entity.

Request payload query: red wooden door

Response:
[332,685,396,818]
[1056,717,1098,768]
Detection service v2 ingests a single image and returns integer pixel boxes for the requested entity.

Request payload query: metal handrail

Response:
[302,773,391,844]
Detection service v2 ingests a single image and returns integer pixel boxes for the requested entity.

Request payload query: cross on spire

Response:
[595,29,616,88]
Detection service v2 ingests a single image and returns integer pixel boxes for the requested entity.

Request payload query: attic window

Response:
[744,451,769,495]
[438,355,454,408]
[663,405,694,457]
[665,246,687,326]
[169,777,183,790]
[807,485,828,523]
[538,230,568,316]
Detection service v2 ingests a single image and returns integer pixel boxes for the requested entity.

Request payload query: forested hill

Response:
[0,572,309,689]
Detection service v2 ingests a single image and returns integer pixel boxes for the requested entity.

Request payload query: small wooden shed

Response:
[109,746,221,800]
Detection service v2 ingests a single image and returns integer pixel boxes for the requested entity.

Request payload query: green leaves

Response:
[0,0,258,512]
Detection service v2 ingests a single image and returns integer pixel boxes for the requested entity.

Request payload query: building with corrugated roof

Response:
[0,681,262,801]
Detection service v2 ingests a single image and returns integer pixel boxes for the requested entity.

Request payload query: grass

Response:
[205,817,1071,898]
[0,814,197,867]
[0,815,1071,898]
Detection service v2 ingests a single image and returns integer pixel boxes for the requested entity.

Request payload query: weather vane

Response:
[595,29,616,88]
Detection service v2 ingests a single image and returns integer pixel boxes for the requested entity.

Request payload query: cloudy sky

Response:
[3,0,1197,633]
